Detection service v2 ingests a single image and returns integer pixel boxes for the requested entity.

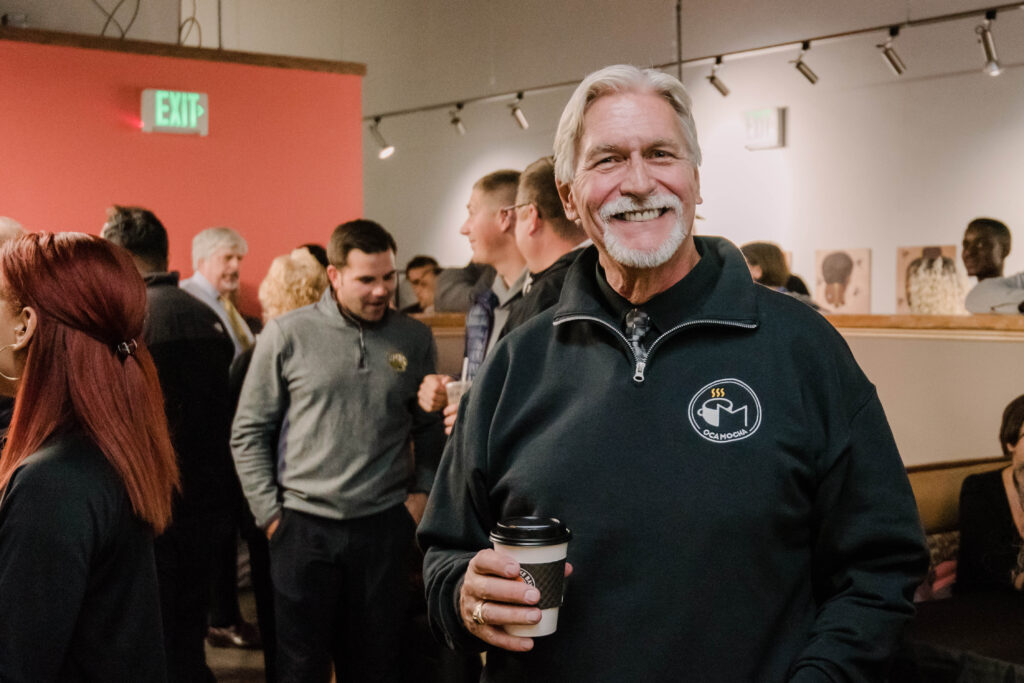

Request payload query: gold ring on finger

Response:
[472,600,487,626]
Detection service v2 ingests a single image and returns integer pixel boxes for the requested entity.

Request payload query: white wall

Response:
[4,0,1023,312]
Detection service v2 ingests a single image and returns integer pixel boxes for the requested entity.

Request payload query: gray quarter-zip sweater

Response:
[232,288,445,528]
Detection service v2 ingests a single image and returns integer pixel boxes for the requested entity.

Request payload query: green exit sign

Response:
[141,89,209,136]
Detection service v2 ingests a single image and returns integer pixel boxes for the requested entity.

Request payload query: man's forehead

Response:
[578,92,686,151]
[210,246,244,259]
[343,249,395,272]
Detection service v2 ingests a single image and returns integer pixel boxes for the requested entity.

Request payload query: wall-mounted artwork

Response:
[896,245,965,315]
[814,248,871,313]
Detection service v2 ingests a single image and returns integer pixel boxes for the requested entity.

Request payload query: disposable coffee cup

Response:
[490,516,572,637]
[445,379,471,406]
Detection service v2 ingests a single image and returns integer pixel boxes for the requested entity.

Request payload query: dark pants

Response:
[271,505,414,683]
[154,512,219,683]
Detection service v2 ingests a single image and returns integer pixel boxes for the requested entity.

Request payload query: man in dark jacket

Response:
[418,65,928,682]
[102,205,236,683]
[502,155,588,336]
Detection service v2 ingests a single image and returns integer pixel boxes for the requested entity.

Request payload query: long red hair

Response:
[0,233,179,533]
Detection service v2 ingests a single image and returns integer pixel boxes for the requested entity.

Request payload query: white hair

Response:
[553,64,702,185]
[191,226,247,270]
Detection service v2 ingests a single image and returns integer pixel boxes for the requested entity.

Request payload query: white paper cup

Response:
[490,517,572,637]
[445,379,471,406]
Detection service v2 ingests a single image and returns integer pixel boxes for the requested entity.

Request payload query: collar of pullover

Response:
[553,236,760,331]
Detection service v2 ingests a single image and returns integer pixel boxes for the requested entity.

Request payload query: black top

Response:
[0,433,167,682]
[501,247,582,337]
[145,272,237,518]
[956,469,1023,592]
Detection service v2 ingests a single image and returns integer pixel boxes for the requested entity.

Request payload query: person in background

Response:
[0,232,179,681]
[402,255,441,314]
[181,227,255,358]
[227,246,329,682]
[434,262,495,312]
[957,394,1024,593]
[232,220,445,682]
[419,64,926,682]
[102,206,237,683]
[0,217,23,436]
[503,155,589,335]
[961,218,1024,314]
[418,170,527,419]
[179,226,261,649]
[741,241,817,308]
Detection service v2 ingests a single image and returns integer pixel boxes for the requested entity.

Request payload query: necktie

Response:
[220,294,254,352]
[464,289,499,380]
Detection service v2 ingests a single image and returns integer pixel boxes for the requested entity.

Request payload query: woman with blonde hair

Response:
[0,232,178,681]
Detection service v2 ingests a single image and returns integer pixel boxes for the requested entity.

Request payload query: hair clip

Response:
[116,338,138,359]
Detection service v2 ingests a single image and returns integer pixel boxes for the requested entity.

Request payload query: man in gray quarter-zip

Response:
[419,65,928,683]
[232,219,445,683]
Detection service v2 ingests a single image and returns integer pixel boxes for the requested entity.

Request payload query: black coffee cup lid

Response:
[490,516,572,546]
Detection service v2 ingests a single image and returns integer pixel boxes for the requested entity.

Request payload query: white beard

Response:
[597,194,687,269]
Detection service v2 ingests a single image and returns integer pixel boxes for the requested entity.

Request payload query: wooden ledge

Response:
[0,26,366,75]
[826,314,1024,333]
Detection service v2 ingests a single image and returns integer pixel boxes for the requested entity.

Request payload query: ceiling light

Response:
[510,93,529,130]
[369,117,394,159]
[976,11,1002,77]
[793,41,818,84]
[878,26,906,76]
[450,103,467,136]
[707,56,730,97]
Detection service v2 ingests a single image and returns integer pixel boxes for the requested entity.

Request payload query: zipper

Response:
[553,314,757,384]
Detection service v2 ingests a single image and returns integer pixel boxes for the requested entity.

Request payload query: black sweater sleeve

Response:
[0,456,99,682]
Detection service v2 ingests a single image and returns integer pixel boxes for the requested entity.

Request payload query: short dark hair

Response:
[405,255,440,273]
[967,218,1011,256]
[474,169,520,205]
[999,394,1024,459]
[100,205,169,271]
[518,157,583,242]
[328,219,397,267]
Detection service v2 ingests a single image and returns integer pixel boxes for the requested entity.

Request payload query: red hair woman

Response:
[0,232,179,681]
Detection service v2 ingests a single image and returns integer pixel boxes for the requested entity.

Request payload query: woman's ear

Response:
[13,306,36,349]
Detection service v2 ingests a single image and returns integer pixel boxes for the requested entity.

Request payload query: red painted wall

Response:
[0,38,362,316]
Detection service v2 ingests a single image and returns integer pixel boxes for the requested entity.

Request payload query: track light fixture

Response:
[878,26,907,76]
[450,103,467,136]
[369,117,394,159]
[707,56,730,97]
[510,93,529,130]
[793,41,818,84]
[976,10,1002,77]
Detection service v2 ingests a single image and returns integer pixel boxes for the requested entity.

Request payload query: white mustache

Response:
[598,194,683,222]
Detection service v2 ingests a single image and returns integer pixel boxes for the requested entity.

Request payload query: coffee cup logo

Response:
[688,378,761,443]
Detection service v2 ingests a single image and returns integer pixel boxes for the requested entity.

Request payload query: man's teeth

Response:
[615,208,664,221]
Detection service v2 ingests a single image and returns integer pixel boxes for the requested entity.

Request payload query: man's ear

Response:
[326,264,343,291]
[557,182,579,222]
[498,206,515,234]
[526,206,542,237]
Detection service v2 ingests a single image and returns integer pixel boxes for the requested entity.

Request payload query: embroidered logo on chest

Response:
[388,351,408,373]
[687,378,762,443]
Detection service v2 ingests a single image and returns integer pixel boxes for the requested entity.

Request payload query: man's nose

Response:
[619,157,656,197]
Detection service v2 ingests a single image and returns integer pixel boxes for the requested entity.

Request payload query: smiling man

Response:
[419,65,927,682]
[232,219,444,683]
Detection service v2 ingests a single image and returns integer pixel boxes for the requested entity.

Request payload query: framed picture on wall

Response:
[814,248,871,314]
[896,245,965,314]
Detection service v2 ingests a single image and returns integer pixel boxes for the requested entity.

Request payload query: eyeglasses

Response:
[501,203,541,219]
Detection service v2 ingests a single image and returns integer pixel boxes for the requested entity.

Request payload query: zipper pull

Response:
[633,360,646,383]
